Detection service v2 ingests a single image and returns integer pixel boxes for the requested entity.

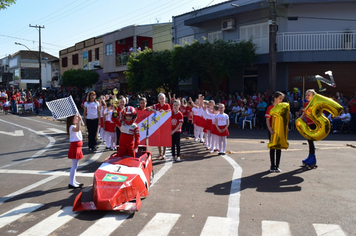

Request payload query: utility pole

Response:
[267,0,277,92]
[29,24,44,90]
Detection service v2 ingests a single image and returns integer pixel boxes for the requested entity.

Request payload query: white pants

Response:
[100,127,106,142]
[106,131,116,148]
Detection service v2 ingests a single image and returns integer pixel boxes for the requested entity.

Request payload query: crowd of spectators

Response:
[1,87,355,134]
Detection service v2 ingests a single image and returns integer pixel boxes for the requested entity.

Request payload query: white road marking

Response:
[36,128,66,135]
[200,216,234,236]
[79,212,129,236]
[0,130,24,136]
[0,169,93,178]
[262,220,291,236]
[0,203,44,229]
[19,206,76,236]
[313,223,346,236]
[222,154,242,236]
[150,148,173,187]
[78,144,105,169]
[0,175,59,205]
[0,118,56,169]
[138,213,180,236]
[21,116,65,127]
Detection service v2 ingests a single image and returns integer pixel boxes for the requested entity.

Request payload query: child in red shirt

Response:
[171,100,183,162]
[150,92,171,159]
[137,97,148,111]
[33,97,40,115]
[112,106,140,158]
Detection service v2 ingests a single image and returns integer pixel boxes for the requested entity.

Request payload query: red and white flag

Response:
[136,110,172,147]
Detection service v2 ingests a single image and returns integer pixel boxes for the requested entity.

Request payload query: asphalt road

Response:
[0,111,355,236]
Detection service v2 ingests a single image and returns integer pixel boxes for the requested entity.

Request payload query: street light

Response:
[267,0,278,92]
[15,42,42,89]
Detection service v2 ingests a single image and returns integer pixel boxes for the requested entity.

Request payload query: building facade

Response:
[2,51,57,90]
[102,23,172,92]
[59,37,103,90]
[0,56,12,89]
[173,0,356,97]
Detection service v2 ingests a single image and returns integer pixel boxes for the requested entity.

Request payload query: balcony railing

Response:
[116,53,130,66]
[246,31,356,54]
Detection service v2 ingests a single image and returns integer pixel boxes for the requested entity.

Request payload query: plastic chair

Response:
[242,116,253,129]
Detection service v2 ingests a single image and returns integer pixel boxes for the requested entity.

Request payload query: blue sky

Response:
[0,0,228,58]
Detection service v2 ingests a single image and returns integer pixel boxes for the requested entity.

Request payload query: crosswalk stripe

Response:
[313,223,346,236]
[262,220,291,236]
[18,206,76,236]
[0,203,44,229]
[0,175,59,205]
[138,213,180,236]
[79,212,129,236]
[150,149,173,187]
[200,216,234,236]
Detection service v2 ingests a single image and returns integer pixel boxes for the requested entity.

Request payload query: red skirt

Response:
[195,115,204,128]
[200,117,206,129]
[204,119,212,132]
[193,115,199,125]
[105,121,115,132]
[211,123,218,135]
[216,125,229,137]
[68,141,83,159]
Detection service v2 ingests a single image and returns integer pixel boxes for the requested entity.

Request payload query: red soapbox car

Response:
[73,146,153,212]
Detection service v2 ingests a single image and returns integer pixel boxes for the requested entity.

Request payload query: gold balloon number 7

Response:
[296,94,343,141]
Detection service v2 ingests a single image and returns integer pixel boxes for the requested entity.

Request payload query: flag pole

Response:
[146,116,149,146]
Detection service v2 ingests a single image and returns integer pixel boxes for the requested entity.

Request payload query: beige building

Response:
[152,23,173,51]
[59,37,103,76]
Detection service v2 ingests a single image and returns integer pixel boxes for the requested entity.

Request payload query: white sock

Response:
[70,159,80,186]
[222,136,227,153]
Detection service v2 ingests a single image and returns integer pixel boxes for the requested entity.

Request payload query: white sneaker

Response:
[194,138,198,142]
[175,157,181,162]
[333,130,337,133]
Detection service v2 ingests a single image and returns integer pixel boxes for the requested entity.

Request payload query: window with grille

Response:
[106,44,112,56]
[208,31,222,42]
[95,48,99,60]
[62,57,68,67]
[179,35,194,46]
[72,54,78,65]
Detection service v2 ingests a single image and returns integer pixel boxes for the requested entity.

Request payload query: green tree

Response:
[173,39,257,93]
[0,0,16,10]
[62,69,99,89]
[125,39,257,93]
[126,48,175,93]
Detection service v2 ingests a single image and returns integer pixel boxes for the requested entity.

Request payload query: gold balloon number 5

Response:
[268,103,290,149]
[296,94,343,141]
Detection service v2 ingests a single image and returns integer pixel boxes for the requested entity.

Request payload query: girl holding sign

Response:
[265,91,285,173]
[66,114,84,189]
